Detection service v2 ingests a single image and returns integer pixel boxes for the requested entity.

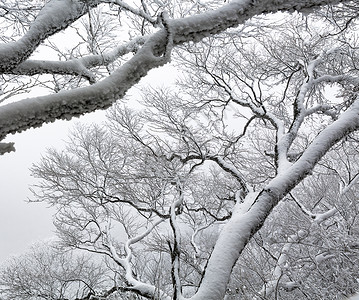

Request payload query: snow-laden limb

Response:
[0,35,170,140]
[189,99,359,300]
[274,48,358,175]
[290,193,337,223]
[313,207,337,224]
[0,0,347,146]
[305,104,337,119]
[0,0,95,72]
[168,180,185,300]
[11,60,97,84]
[260,230,306,298]
[107,218,171,300]
[8,36,148,83]
[79,35,148,68]
[275,53,328,174]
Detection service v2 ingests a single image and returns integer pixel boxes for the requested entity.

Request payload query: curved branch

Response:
[108,218,171,300]
[0,0,97,72]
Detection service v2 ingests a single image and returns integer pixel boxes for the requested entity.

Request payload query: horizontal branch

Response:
[8,36,148,82]
[0,36,169,140]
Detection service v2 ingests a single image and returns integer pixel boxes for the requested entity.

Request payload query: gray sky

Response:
[0,110,106,263]
[0,122,64,263]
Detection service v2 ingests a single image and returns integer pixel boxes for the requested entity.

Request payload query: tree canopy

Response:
[2,0,359,299]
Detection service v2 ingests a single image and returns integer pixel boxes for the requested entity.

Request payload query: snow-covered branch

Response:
[191,222,214,261]
[261,193,338,297]
[0,35,170,140]
[340,172,359,195]
[107,219,171,299]
[8,36,147,82]
[169,179,185,299]
[0,0,96,72]
[0,0,348,146]
[260,230,306,298]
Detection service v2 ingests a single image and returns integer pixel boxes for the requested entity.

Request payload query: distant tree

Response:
[30,121,235,298]
[0,241,118,300]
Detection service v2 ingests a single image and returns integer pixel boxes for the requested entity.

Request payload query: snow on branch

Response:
[168,179,185,299]
[340,172,359,195]
[8,36,148,83]
[260,229,306,297]
[0,35,170,141]
[10,60,97,84]
[0,0,348,147]
[107,218,171,300]
[289,192,337,224]
[0,0,95,72]
[261,192,338,297]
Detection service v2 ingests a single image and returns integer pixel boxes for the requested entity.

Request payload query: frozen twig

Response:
[103,0,157,25]
[107,218,170,299]
[169,178,184,299]
[340,172,359,195]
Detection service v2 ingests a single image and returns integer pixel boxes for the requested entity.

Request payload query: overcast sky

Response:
[0,112,107,263]
[0,120,68,263]
[0,110,111,263]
